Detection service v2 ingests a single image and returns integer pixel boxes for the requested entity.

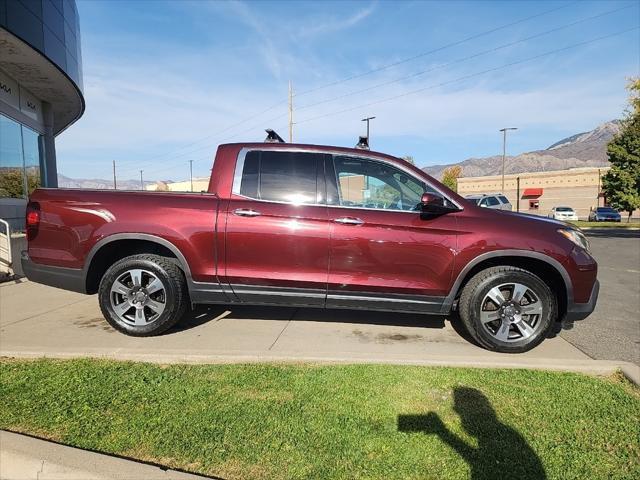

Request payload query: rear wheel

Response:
[98,254,187,336]
[458,266,556,353]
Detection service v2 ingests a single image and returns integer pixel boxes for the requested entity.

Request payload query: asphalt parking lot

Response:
[0,229,638,369]
[559,229,640,365]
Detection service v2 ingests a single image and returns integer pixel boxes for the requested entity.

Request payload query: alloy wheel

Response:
[479,282,543,342]
[109,269,167,326]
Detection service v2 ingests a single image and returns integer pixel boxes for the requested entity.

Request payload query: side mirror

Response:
[420,192,455,215]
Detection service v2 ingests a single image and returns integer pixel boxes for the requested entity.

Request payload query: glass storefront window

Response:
[0,113,43,198]
[22,126,42,195]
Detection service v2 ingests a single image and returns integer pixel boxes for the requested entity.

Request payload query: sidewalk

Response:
[1,280,637,381]
[0,430,209,480]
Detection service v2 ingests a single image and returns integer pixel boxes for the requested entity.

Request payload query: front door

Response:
[326,155,459,313]
[224,150,330,306]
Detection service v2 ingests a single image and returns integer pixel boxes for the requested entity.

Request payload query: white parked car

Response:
[548,206,578,221]
[465,194,512,211]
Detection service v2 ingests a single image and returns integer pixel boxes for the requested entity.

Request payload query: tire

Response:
[458,266,556,353]
[98,254,188,336]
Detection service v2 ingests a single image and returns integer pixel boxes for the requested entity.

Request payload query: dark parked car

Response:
[588,207,621,222]
[22,141,598,353]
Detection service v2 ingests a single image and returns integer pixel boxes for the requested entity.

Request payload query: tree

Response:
[602,78,640,222]
[402,156,415,165]
[441,165,463,192]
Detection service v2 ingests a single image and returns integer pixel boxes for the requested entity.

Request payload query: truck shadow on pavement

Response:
[171,305,531,348]
[171,304,451,333]
[398,387,547,480]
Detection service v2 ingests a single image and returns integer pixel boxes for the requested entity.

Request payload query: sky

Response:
[56,0,640,182]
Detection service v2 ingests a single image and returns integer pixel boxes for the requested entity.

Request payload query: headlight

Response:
[558,228,590,251]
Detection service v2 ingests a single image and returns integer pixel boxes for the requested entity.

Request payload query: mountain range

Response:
[57,120,620,188]
[57,174,156,190]
[422,120,620,179]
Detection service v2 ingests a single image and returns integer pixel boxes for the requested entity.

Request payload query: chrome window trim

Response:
[231,146,464,211]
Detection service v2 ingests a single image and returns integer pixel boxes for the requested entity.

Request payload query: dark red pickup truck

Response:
[22,142,599,352]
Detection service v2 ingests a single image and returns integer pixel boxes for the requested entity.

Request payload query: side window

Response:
[331,156,431,211]
[237,151,320,204]
[479,198,490,207]
[498,195,509,204]
[487,196,501,206]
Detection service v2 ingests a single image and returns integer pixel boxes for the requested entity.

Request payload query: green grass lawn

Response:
[568,220,639,228]
[1,359,638,480]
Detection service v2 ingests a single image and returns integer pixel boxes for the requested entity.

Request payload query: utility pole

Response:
[597,168,601,208]
[288,80,293,143]
[189,160,194,192]
[112,160,117,190]
[499,127,517,193]
[362,116,375,143]
[139,170,143,191]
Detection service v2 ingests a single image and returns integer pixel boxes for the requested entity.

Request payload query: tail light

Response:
[26,202,40,240]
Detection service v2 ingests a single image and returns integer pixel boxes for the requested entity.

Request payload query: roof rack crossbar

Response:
[265,129,285,143]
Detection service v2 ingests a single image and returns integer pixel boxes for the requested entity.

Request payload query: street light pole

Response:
[189,160,194,192]
[361,116,375,142]
[499,127,518,193]
[139,170,144,191]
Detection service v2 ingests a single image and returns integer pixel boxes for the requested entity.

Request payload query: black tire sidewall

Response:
[98,256,185,336]
[467,270,556,353]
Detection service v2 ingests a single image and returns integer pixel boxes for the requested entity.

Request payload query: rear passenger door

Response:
[224,150,331,306]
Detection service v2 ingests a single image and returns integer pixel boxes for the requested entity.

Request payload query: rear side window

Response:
[236,151,320,204]
[486,196,500,206]
[498,196,509,204]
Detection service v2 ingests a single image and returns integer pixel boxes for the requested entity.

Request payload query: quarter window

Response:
[237,151,320,205]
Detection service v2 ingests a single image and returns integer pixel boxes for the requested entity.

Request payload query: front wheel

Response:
[98,254,188,336]
[458,266,556,353]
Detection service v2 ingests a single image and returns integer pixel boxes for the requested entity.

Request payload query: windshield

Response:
[556,207,573,212]
[597,207,617,213]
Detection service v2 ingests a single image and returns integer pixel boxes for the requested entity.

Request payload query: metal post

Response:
[189,160,194,192]
[112,160,117,190]
[288,81,293,143]
[597,168,601,207]
[139,170,143,191]
[499,127,517,193]
[516,176,520,212]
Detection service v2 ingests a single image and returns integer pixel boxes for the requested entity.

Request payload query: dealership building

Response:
[0,0,84,229]
[457,166,638,219]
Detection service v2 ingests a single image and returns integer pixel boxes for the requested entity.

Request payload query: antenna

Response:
[265,129,285,143]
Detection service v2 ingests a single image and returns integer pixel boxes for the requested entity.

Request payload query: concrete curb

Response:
[0,430,212,480]
[2,350,638,384]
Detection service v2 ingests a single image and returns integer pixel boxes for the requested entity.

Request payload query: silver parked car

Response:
[548,206,579,221]
[465,194,512,211]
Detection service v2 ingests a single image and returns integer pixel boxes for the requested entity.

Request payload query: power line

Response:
[294,1,580,97]
[113,99,287,169]
[115,16,637,180]
[294,27,639,127]
[110,1,578,171]
[295,4,634,112]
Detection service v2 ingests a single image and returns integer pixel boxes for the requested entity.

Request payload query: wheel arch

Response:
[444,250,572,319]
[84,234,193,294]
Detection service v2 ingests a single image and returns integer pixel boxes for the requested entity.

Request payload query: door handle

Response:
[234,208,261,217]
[334,217,364,225]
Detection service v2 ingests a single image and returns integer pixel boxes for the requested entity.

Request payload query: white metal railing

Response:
[0,218,12,267]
